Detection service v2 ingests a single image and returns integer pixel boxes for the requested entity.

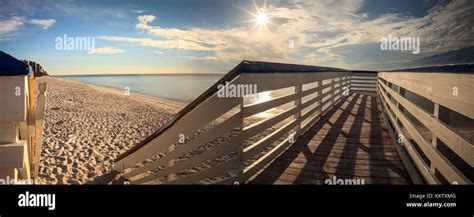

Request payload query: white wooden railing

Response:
[350,71,377,92]
[113,61,361,184]
[377,66,473,184]
[114,61,473,185]
[33,82,47,179]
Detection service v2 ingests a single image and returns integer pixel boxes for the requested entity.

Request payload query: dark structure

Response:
[22,60,49,77]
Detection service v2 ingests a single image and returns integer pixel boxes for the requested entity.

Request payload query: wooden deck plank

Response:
[268,161,409,178]
[272,157,406,172]
[250,92,412,185]
[291,143,399,152]
[285,144,400,156]
[278,152,405,167]
[281,149,403,161]
[296,138,397,147]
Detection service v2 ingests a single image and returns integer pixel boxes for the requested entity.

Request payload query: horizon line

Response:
[51,72,227,76]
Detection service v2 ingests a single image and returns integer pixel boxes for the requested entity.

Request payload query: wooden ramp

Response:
[251,92,412,184]
[115,62,472,185]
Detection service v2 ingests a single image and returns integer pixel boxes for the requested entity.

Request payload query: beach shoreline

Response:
[48,76,188,108]
[35,77,184,184]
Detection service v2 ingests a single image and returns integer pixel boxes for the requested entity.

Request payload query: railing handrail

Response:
[386,64,474,73]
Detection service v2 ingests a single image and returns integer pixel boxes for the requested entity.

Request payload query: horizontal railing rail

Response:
[377,67,473,184]
[350,70,377,92]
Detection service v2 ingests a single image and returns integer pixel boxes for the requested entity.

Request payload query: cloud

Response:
[137,15,156,23]
[153,50,164,54]
[0,17,24,39]
[0,17,56,40]
[132,9,145,14]
[29,18,56,29]
[98,36,213,51]
[89,47,125,54]
[123,3,373,65]
[135,15,219,46]
[102,0,474,69]
[179,55,218,61]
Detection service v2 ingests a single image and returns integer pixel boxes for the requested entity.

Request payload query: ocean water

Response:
[55,74,224,103]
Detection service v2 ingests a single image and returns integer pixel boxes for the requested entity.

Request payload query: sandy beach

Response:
[36,77,184,184]
[35,76,289,185]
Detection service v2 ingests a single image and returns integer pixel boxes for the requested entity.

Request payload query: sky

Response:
[0,0,473,75]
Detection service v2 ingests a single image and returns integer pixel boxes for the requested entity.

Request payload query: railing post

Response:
[318,80,323,116]
[349,74,352,92]
[376,74,379,97]
[33,82,47,180]
[331,78,335,105]
[337,76,344,101]
[236,97,245,184]
[395,84,401,124]
[342,76,345,99]
[430,103,440,179]
[294,84,302,138]
[347,75,351,95]
[343,74,351,97]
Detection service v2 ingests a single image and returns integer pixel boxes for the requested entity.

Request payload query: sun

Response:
[256,11,269,26]
[238,0,273,31]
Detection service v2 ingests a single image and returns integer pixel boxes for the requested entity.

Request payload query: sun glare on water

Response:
[250,91,275,119]
[256,91,272,103]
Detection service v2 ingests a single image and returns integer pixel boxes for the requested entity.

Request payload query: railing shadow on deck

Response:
[251,93,361,184]
[251,92,410,184]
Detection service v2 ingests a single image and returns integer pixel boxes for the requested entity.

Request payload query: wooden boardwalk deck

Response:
[250,92,412,184]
